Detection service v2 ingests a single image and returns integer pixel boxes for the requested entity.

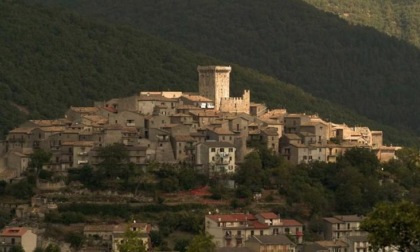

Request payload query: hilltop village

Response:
[0,66,402,252]
[1,65,399,180]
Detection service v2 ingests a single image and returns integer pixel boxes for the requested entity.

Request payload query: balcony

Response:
[224,234,233,240]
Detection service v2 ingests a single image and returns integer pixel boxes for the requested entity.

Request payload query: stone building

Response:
[198,65,250,113]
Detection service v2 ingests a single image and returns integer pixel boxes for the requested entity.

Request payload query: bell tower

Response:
[198,66,231,111]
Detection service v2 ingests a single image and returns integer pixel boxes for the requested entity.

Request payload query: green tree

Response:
[117,229,147,252]
[8,245,24,252]
[361,201,420,252]
[97,143,129,178]
[65,232,85,250]
[44,244,60,252]
[29,149,52,175]
[186,233,216,252]
[174,238,190,252]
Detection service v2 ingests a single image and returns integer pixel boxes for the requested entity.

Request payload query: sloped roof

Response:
[1,227,28,237]
[257,212,279,219]
[9,127,35,134]
[248,234,294,245]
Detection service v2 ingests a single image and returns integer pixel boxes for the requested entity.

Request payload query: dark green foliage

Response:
[29,0,420,144]
[29,149,52,173]
[5,180,34,199]
[45,211,86,224]
[361,201,420,252]
[97,143,129,178]
[8,245,24,252]
[44,244,61,252]
[149,231,164,248]
[304,0,420,48]
[0,1,417,145]
[0,209,12,229]
[0,180,6,195]
[65,232,85,250]
[174,239,190,252]
[158,211,203,235]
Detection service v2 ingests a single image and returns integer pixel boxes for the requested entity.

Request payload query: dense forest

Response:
[30,0,420,140]
[0,1,417,146]
[303,0,420,48]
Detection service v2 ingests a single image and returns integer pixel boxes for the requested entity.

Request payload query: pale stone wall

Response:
[219,90,250,114]
[198,66,231,111]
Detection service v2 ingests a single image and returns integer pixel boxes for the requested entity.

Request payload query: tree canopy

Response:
[117,229,147,252]
[0,1,418,145]
[361,201,420,252]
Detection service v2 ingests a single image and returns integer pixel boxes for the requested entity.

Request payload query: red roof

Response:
[282,219,303,226]
[258,212,279,219]
[1,227,27,237]
[250,221,269,229]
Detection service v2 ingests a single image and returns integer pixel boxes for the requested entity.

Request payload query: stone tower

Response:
[197,66,231,111]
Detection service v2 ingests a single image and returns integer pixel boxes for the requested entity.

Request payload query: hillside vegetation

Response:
[0,1,416,145]
[32,0,420,139]
[303,0,420,48]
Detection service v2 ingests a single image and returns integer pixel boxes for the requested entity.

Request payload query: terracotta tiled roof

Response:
[258,212,279,219]
[250,221,269,229]
[1,227,28,237]
[282,219,303,226]
[9,127,36,134]
[181,94,212,102]
[29,119,71,126]
[39,126,66,132]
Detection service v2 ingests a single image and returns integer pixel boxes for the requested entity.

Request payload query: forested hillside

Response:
[303,0,420,48]
[3,1,413,145]
[31,0,420,139]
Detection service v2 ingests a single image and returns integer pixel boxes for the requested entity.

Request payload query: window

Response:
[229,148,233,152]
[212,157,215,161]
[220,148,224,152]
[251,230,254,236]
[211,148,215,152]
[260,230,264,235]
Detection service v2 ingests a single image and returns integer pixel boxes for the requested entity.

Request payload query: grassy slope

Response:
[0,1,416,145]
[32,0,420,139]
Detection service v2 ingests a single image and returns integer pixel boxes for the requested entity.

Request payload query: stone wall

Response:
[219,90,250,114]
